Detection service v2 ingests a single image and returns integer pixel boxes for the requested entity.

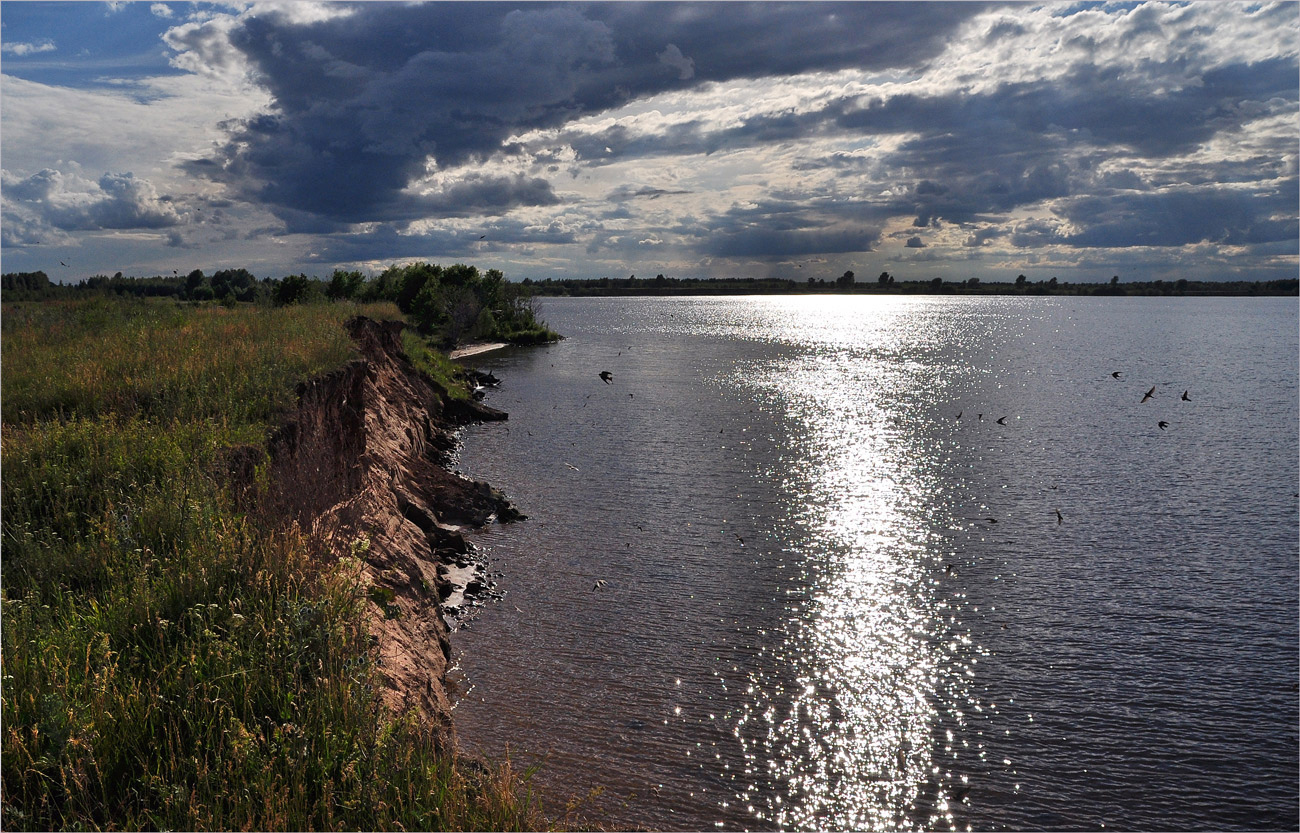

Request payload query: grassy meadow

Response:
[1,298,544,830]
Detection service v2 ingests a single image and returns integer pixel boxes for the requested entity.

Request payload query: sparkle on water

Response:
[713,299,1000,830]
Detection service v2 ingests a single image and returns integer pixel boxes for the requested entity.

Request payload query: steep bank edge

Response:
[264,316,514,746]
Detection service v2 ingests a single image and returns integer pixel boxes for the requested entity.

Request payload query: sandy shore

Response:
[449,341,508,360]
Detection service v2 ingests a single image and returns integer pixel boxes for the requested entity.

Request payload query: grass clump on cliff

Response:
[1,297,542,831]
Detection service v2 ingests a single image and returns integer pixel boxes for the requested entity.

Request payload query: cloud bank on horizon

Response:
[1,1,1296,283]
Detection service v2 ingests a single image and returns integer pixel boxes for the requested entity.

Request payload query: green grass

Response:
[1,298,543,831]
[400,327,473,401]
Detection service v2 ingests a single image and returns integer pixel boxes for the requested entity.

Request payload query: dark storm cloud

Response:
[963,226,1003,248]
[188,2,984,225]
[851,57,1296,242]
[305,216,580,265]
[607,184,693,201]
[1057,185,1300,249]
[704,226,880,259]
[563,48,1297,248]
[834,56,1297,226]
[557,52,1295,181]
[686,196,885,259]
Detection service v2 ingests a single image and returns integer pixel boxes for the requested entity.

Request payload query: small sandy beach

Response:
[448,341,508,360]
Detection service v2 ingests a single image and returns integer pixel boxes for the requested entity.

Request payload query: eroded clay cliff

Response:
[263,316,513,744]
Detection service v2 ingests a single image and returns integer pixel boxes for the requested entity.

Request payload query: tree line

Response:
[516,272,1299,297]
[1,264,558,347]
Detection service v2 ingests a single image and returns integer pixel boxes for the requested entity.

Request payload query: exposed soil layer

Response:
[264,316,515,743]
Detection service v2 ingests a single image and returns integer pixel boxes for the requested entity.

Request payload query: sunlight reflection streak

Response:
[726,297,975,830]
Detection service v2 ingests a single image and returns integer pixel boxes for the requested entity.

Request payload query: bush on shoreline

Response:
[1,298,545,831]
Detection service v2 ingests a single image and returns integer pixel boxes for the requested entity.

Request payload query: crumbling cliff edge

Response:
[263,316,516,746]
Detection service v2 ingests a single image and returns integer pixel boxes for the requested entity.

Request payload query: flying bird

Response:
[593,579,607,591]
[996,416,1008,425]
[1055,508,1063,525]
[59,260,69,267]
[1181,390,1191,401]
[599,371,613,384]
[1158,421,1169,430]
[1141,386,1156,403]
[1111,371,1123,379]
[956,411,963,419]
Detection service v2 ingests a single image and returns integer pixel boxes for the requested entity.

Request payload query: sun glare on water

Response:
[721,297,991,830]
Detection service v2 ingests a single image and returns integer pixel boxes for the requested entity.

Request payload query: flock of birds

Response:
[578,365,1198,592]
[949,369,1198,539]
[956,370,1192,432]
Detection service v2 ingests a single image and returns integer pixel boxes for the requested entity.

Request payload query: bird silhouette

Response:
[1141,386,1156,403]
[599,371,613,384]
[956,411,963,419]
[1181,390,1190,401]
[1111,371,1123,379]
[996,416,1008,425]
[1158,421,1169,430]
[593,579,607,591]
[59,260,69,267]
[1055,508,1063,525]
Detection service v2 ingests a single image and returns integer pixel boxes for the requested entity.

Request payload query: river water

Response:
[448,295,1298,831]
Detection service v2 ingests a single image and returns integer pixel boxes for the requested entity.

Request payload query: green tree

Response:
[272,274,319,306]
[184,269,207,300]
[326,269,366,300]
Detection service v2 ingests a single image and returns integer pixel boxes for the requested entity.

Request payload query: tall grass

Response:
[1,298,544,830]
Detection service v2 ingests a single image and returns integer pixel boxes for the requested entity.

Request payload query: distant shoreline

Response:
[517,275,1300,298]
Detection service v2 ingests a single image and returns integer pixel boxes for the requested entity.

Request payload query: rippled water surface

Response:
[449,296,1298,831]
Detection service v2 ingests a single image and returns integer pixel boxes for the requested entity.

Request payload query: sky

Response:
[1,1,1297,285]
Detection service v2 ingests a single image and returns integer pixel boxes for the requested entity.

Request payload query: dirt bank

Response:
[263,316,516,745]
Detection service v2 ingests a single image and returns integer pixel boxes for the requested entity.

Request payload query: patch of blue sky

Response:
[1,1,189,87]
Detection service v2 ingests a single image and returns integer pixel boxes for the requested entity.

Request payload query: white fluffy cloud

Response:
[1,40,57,56]
[2,168,181,245]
